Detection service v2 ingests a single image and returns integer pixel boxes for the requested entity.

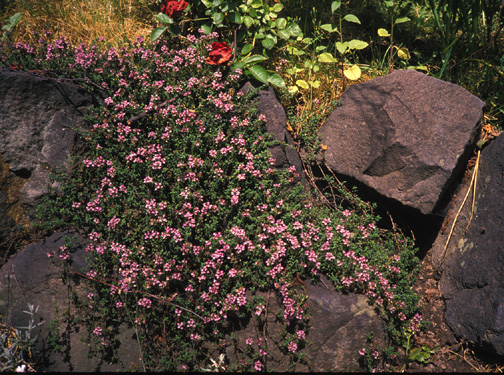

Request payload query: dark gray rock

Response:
[0,69,93,238]
[239,82,306,186]
[224,276,384,372]
[320,69,485,216]
[0,231,140,371]
[432,134,504,357]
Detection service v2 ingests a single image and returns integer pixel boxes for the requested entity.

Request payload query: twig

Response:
[70,270,204,321]
[440,150,480,265]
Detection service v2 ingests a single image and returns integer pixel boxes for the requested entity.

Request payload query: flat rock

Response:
[0,69,93,238]
[320,69,484,216]
[0,231,140,371]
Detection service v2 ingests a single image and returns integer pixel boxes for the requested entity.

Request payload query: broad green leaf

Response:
[240,44,254,55]
[212,12,224,25]
[296,80,309,89]
[378,28,390,37]
[336,41,348,54]
[331,1,341,13]
[201,0,212,6]
[3,13,22,31]
[409,65,428,71]
[249,0,263,9]
[213,0,223,6]
[344,64,361,80]
[394,16,411,25]
[150,27,167,42]
[276,18,287,29]
[168,23,181,36]
[384,0,394,7]
[267,73,286,88]
[304,61,313,69]
[278,29,290,40]
[286,66,304,75]
[288,86,299,94]
[248,65,268,83]
[242,54,267,65]
[313,64,320,72]
[320,24,338,33]
[348,39,369,50]
[318,52,337,63]
[397,47,410,60]
[231,61,245,70]
[201,24,212,34]
[288,23,302,37]
[303,37,313,45]
[272,3,283,12]
[155,13,173,24]
[343,14,361,24]
[243,15,253,28]
[287,46,305,56]
[309,80,321,88]
[227,12,242,24]
[262,37,275,49]
[316,45,327,52]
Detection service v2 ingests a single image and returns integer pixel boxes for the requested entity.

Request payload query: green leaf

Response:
[150,27,167,42]
[213,12,224,25]
[378,28,390,37]
[384,0,394,7]
[344,64,361,80]
[343,14,361,24]
[278,29,290,40]
[286,66,304,75]
[318,52,337,63]
[248,65,269,83]
[262,37,275,49]
[276,18,287,29]
[267,73,286,88]
[316,45,327,52]
[243,15,253,28]
[348,39,369,50]
[240,44,254,55]
[288,23,302,37]
[213,0,223,6]
[320,24,337,33]
[201,24,212,34]
[3,13,22,31]
[155,13,173,24]
[336,41,348,54]
[394,16,411,25]
[227,12,242,24]
[242,54,268,65]
[249,0,263,9]
[288,85,299,94]
[331,1,341,13]
[296,80,309,89]
[309,80,321,88]
[397,47,410,59]
[272,3,283,12]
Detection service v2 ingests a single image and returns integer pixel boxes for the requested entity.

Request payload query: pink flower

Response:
[254,360,263,371]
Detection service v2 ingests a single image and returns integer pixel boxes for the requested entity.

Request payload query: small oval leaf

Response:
[378,28,390,37]
[344,64,361,80]
[150,27,167,42]
[267,73,286,88]
[248,65,269,83]
[395,16,411,25]
[296,80,309,89]
[348,39,369,50]
[318,52,337,63]
[240,44,254,55]
[343,14,361,24]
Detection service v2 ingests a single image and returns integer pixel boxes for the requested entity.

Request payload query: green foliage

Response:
[1,31,424,371]
[0,304,44,372]
[1,12,22,42]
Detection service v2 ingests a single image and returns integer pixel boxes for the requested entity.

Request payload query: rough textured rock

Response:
[224,276,384,372]
[0,231,140,371]
[430,134,504,357]
[0,69,93,241]
[320,69,485,216]
[239,82,306,186]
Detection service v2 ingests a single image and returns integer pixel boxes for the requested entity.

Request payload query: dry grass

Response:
[2,0,154,49]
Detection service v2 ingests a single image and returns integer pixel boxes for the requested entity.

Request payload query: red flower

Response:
[161,0,188,18]
[206,42,233,65]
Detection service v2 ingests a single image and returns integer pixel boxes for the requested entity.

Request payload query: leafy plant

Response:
[1,12,22,42]
[0,303,45,372]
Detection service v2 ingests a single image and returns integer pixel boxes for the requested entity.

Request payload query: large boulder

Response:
[0,69,93,242]
[224,276,384,372]
[320,70,485,217]
[0,231,140,371]
[432,134,504,357]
